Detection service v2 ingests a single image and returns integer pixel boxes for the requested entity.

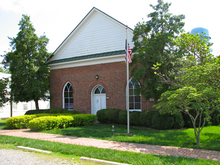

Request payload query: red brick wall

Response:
[50,62,155,113]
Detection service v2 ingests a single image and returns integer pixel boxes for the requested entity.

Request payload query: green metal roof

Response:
[47,50,124,65]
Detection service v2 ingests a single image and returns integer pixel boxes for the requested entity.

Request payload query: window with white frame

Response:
[63,82,73,110]
[13,102,17,110]
[129,80,141,111]
[23,103,28,110]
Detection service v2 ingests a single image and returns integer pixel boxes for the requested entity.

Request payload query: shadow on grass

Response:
[43,124,198,149]
[0,123,7,129]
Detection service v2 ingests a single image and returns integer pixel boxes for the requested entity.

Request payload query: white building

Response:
[0,72,50,118]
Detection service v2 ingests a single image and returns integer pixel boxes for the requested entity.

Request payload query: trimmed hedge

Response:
[130,111,141,126]
[6,113,97,130]
[72,114,98,126]
[6,115,36,129]
[172,112,185,129]
[118,111,127,125]
[140,110,155,127]
[29,116,74,131]
[210,110,220,126]
[152,111,174,130]
[25,108,79,115]
[97,108,121,124]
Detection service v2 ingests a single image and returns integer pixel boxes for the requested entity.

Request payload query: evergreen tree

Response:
[131,0,185,100]
[0,77,9,107]
[2,15,50,110]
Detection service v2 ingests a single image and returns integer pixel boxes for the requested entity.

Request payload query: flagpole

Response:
[126,26,130,134]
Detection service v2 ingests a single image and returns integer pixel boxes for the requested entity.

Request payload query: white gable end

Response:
[48,8,133,69]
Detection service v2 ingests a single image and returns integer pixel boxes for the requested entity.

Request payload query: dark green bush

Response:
[172,112,185,129]
[97,109,108,123]
[130,111,141,126]
[72,114,97,126]
[29,116,74,131]
[152,111,174,130]
[97,109,121,124]
[25,109,48,115]
[6,115,36,129]
[106,109,121,124]
[181,109,209,128]
[139,110,156,127]
[118,111,127,125]
[25,108,79,115]
[210,110,220,126]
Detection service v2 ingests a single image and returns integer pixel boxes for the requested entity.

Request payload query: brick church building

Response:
[47,7,156,114]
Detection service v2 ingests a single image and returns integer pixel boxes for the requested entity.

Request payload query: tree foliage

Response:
[131,0,185,100]
[153,32,214,87]
[0,77,10,107]
[154,31,219,145]
[2,15,50,110]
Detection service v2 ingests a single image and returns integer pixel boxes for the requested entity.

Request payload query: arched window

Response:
[94,86,106,94]
[63,82,73,110]
[129,80,141,111]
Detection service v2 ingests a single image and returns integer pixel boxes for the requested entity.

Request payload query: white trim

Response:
[49,54,124,70]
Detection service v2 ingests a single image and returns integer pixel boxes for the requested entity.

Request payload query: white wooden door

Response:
[93,94,106,115]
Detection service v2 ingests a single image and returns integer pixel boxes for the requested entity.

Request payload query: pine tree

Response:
[2,15,50,110]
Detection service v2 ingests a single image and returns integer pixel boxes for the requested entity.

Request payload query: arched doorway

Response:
[91,85,106,115]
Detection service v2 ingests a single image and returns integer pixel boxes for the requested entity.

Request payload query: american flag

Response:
[125,39,132,65]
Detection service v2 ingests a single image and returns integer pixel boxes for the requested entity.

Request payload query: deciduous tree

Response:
[154,32,219,145]
[131,0,185,100]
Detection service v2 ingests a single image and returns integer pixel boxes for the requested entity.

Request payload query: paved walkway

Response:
[0,129,220,162]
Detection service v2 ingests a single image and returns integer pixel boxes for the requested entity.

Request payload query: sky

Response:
[0,0,219,65]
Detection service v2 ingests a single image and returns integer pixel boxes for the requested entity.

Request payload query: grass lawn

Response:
[1,119,220,164]
[0,143,105,165]
[0,118,7,129]
[42,123,220,151]
[0,135,219,165]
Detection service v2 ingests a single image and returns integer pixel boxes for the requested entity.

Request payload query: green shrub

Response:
[172,112,185,129]
[29,116,74,131]
[139,110,156,127]
[97,109,108,123]
[118,111,127,125]
[6,115,36,129]
[72,114,97,126]
[152,111,174,130]
[97,108,121,124]
[210,110,220,126]
[25,109,48,115]
[25,108,80,115]
[130,111,141,126]
[106,109,121,124]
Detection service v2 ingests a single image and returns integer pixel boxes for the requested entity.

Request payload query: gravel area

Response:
[0,149,78,165]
